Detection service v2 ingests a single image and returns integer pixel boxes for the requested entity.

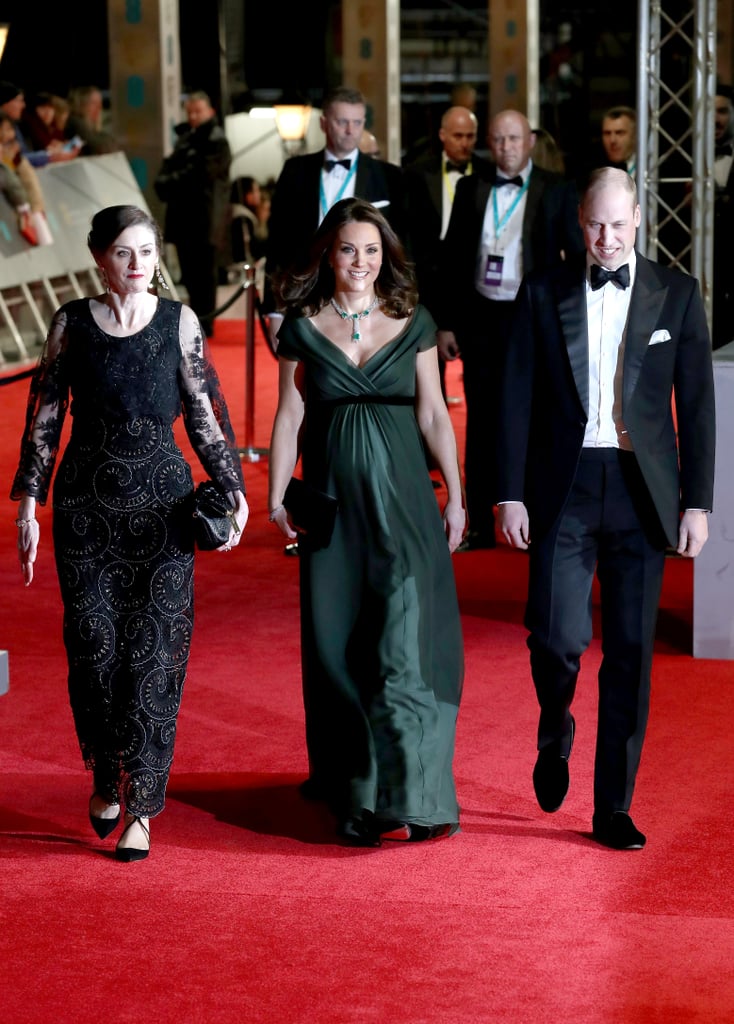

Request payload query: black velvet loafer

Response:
[592,810,646,850]
[532,717,575,813]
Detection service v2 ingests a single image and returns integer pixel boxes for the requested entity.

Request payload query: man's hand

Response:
[676,509,709,558]
[498,501,530,550]
[437,330,460,361]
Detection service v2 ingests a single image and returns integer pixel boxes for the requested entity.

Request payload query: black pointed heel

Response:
[89,794,121,839]
[115,815,151,862]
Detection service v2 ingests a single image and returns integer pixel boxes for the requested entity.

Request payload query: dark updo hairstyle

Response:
[87,205,162,257]
[274,197,417,319]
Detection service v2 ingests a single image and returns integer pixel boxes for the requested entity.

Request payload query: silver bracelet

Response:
[15,517,37,527]
[268,504,285,522]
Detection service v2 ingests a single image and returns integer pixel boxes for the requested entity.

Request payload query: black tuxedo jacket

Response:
[403,152,492,316]
[497,252,716,547]
[267,149,406,279]
[435,164,584,332]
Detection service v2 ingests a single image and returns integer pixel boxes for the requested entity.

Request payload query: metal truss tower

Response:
[636,0,718,326]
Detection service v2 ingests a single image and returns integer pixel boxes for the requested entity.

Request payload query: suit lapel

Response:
[354,154,371,197]
[622,253,668,405]
[475,176,493,219]
[427,160,443,216]
[555,259,590,416]
[522,171,543,257]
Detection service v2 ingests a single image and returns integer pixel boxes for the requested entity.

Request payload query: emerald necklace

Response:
[330,295,380,342]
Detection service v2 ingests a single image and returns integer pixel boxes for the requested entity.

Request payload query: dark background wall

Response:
[0,2,110,96]
[0,1,338,114]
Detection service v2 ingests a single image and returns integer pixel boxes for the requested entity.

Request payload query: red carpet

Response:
[1,323,733,1023]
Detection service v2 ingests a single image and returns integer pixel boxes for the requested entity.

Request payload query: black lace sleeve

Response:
[10,309,70,504]
[178,305,245,493]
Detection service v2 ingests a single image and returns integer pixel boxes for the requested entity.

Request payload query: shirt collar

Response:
[324,147,360,165]
[510,159,532,183]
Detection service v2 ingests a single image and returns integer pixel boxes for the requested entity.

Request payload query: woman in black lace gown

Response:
[12,205,248,861]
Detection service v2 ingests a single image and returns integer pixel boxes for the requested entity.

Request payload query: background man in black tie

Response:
[403,106,491,397]
[436,108,583,549]
[266,86,404,336]
[497,167,715,850]
[713,84,734,349]
[600,105,637,177]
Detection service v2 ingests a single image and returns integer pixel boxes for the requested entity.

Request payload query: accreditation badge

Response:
[485,254,504,287]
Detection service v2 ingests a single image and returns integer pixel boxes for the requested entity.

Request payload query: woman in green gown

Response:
[268,198,465,846]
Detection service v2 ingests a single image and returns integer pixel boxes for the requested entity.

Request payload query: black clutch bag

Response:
[193,480,236,550]
[284,477,338,550]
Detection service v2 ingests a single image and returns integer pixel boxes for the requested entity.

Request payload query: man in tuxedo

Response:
[404,106,491,315]
[266,85,404,316]
[404,106,491,398]
[713,84,734,349]
[573,105,637,190]
[436,109,584,549]
[497,168,715,849]
[601,105,637,178]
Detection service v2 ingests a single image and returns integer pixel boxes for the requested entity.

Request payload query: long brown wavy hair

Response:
[274,197,417,319]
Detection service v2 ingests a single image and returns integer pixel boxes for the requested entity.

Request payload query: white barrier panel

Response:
[693,341,734,659]
[0,153,151,288]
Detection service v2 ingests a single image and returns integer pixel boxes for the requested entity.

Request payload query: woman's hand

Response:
[443,499,467,553]
[16,498,39,585]
[268,503,298,541]
[218,491,249,552]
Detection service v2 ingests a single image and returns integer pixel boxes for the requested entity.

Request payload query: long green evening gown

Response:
[277,304,464,831]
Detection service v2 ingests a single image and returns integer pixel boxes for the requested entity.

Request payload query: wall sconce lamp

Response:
[0,24,10,64]
[273,103,312,152]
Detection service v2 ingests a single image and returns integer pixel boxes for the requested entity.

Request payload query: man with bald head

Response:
[404,106,491,352]
[497,167,715,848]
[404,105,489,259]
[436,109,583,548]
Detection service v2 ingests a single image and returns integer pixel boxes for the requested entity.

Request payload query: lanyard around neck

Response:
[320,157,358,220]
[491,173,531,240]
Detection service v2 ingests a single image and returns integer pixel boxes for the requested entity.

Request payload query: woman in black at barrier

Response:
[11,204,248,861]
[268,197,465,847]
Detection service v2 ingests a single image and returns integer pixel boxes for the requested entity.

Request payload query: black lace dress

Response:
[11,298,244,817]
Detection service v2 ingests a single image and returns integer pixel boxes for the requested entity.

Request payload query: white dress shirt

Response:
[715,151,733,190]
[475,160,532,302]
[320,147,360,222]
[583,249,636,450]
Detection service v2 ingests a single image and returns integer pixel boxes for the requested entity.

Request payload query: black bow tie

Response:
[324,158,351,172]
[590,263,631,291]
[495,175,523,188]
[445,160,468,174]
[715,142,733,158]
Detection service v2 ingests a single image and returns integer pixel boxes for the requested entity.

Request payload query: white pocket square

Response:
[648,329,671,345]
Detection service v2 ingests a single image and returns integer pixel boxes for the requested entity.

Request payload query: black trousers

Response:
[458,295,516,538]
[525,449,667,814]
[175,236,219,337]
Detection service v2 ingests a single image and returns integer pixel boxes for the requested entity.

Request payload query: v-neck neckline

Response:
[304,310,414,370]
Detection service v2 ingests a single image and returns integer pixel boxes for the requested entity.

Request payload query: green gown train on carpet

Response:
[277,304,464,828]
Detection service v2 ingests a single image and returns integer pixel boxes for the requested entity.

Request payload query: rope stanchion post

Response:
[238,263,269,463]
